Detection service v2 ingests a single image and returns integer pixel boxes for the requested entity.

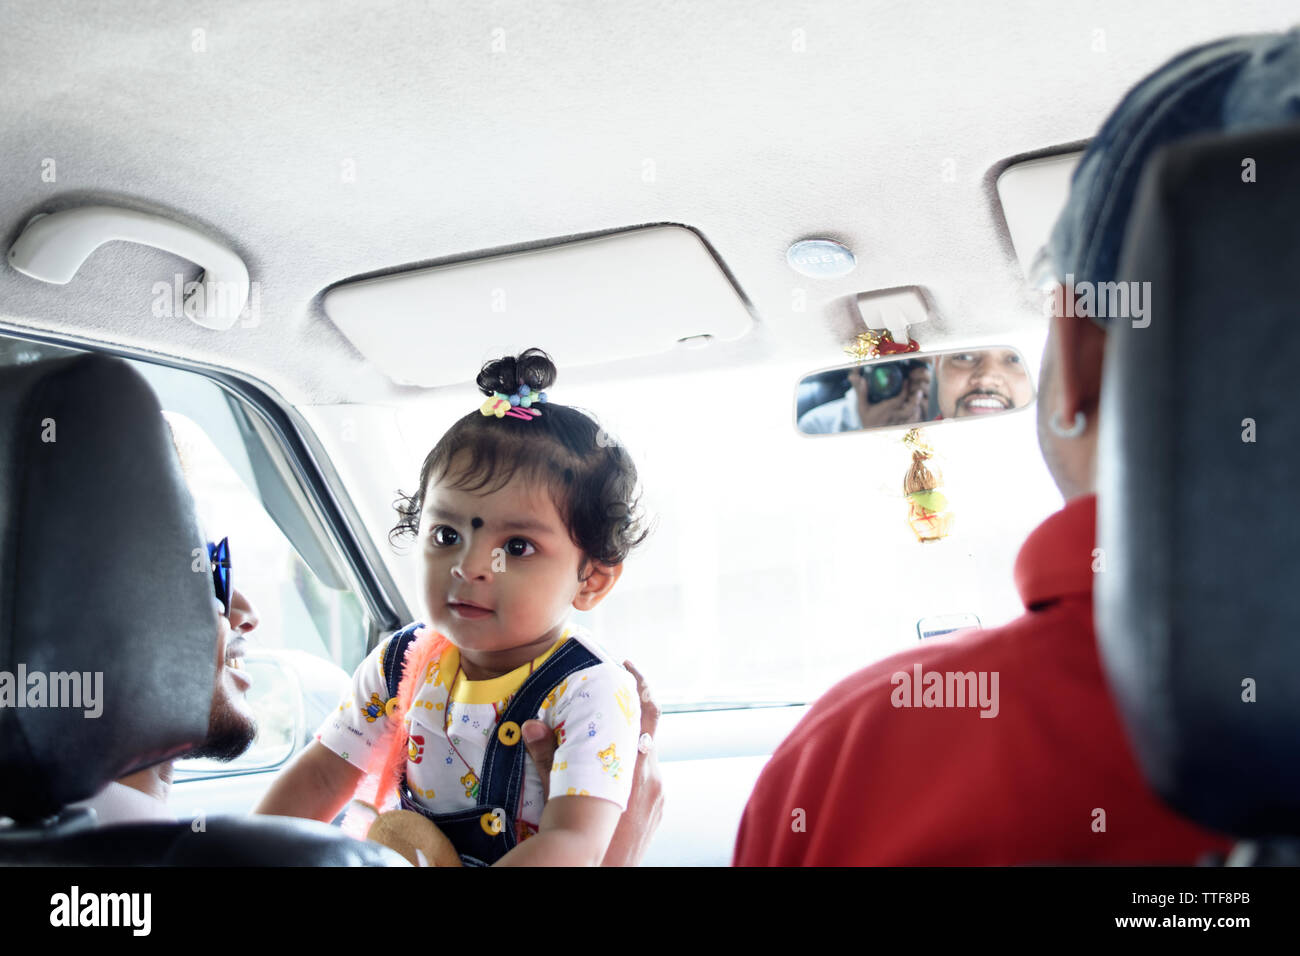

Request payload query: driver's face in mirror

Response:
[796,346,1034,435]
[935,349,1033,418]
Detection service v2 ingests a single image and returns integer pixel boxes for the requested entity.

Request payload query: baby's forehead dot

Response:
[471,516,484,529]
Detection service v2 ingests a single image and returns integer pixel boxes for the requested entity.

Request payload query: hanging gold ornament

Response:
[844,329,886,363]
[902,428,954,542]
[844,327,924,364]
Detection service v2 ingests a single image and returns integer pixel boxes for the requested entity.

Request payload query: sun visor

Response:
[996,151,1082,278]
[322,225,754,387]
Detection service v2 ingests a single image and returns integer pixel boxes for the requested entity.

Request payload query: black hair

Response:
[391,348,650,574]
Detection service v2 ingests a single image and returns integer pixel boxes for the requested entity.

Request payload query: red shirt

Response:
[733,495,1235,866]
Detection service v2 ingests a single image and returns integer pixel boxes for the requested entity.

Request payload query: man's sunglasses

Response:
[209,537,232,618]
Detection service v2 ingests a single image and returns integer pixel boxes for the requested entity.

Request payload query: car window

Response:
[160,410,367,670]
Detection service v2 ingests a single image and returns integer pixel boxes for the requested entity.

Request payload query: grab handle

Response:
[8,205,249,330]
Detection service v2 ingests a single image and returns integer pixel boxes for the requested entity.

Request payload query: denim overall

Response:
[381,625,600,866]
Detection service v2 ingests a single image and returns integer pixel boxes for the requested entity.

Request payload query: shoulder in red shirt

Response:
[733,495,1235,865]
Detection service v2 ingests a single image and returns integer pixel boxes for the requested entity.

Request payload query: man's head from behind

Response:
[1035,27,1300,500]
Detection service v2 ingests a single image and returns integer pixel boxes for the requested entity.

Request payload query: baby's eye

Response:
[504,537,535,557]
[431,526,460,546]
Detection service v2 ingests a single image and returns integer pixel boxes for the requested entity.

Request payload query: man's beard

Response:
[187,688,257,761]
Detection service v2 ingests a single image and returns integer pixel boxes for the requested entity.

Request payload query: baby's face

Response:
[417,463,586,673]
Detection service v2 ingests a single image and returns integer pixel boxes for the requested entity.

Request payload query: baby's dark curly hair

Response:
[392,348,650,575]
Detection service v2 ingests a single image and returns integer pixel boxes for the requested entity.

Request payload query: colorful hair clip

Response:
[479,386,548,421]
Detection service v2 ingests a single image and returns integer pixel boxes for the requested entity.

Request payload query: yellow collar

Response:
[436,628,570,705]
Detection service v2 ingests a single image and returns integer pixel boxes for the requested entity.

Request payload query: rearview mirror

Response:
[795,347,1035,435]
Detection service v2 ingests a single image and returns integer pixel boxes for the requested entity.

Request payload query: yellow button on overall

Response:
[384,697,399,718]
[480,811,504,836]
[497,721,522,746]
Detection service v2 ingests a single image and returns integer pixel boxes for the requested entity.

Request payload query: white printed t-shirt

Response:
[316,622,640,841]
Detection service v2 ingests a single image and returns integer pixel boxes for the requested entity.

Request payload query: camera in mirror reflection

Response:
[796,347,1035,434]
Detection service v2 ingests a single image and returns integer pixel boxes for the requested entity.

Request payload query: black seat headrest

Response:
[0,353,217,821]
[1096,122,1300,837]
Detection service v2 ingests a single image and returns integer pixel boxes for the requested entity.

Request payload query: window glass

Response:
[162,410,366,671]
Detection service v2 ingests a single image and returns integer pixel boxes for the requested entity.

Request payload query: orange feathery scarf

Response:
[341,625,450,839]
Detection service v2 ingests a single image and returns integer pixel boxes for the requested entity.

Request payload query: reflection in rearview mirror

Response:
[795,347,1035,435]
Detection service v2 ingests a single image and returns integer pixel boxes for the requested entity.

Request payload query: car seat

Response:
[1096,122,1300,864]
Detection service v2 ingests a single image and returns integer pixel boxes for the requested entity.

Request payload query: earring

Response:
[1049,410,1086,438]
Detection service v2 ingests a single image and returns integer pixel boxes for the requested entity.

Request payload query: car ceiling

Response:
[0,1,1292,407]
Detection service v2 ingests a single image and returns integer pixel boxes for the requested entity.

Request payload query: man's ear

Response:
[573,561,624,611]
[1050,299,1107,421]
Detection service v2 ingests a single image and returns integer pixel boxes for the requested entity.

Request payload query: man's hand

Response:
[521,659,664,867]
[851,363,932,428]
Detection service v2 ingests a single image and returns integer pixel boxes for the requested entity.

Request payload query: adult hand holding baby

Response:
[522,659,663,867]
